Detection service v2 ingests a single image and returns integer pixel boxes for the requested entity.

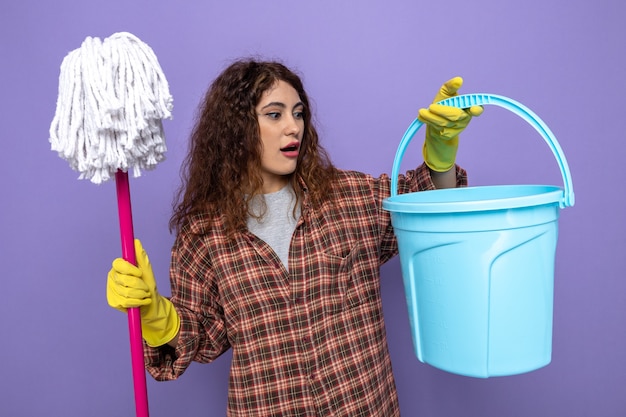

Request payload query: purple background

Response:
[2,0,624,416]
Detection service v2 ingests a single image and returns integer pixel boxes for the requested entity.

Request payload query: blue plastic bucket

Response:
[382,94,574,378]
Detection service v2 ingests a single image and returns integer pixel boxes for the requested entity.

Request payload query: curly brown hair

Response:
[169,58,338,236]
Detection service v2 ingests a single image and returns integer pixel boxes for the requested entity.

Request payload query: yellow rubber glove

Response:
[418,77,483,172]
[107,239,180,347]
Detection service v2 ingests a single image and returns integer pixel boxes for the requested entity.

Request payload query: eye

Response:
[266,112,281,120]
[293,105,305,120]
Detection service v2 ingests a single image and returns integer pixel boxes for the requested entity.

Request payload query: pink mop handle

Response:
[115,170,150,417]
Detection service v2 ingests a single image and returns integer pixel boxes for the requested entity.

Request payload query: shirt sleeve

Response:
[402,162,468,192]
[144,228,231,381]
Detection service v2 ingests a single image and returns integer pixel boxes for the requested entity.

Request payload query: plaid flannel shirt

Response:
[145,163,467,416]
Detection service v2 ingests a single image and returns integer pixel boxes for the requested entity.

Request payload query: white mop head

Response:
[49,32,173,184]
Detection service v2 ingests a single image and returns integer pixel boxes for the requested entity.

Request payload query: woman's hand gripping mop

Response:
[48,32,173,417]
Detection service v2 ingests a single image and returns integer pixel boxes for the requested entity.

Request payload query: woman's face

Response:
[255,80,304,193]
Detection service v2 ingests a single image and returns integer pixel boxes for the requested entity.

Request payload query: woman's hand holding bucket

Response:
[418,77,483,173]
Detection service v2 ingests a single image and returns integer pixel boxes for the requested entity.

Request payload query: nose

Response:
[284,114,301,136]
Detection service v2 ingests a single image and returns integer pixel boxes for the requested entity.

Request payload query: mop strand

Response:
[49,32,173,184]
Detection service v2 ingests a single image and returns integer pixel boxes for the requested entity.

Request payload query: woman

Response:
[107,59,481,416]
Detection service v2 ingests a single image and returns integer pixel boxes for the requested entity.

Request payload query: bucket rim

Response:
[383,184,564,213]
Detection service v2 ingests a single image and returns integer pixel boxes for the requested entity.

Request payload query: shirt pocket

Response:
[321,243,373,314]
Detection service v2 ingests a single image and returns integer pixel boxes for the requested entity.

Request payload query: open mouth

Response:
[280,142,299,152]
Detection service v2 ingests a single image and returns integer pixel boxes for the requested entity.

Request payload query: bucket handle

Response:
[390,93,574,208]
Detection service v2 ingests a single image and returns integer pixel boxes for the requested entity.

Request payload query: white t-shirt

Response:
[246,184,301,270]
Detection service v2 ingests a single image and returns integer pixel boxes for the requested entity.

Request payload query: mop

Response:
[49,32,173,417]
